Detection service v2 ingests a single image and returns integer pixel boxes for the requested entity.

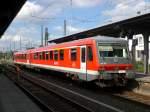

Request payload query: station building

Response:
[133,34,150,64]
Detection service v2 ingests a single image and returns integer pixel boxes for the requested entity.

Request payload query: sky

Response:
[1,0,150,51]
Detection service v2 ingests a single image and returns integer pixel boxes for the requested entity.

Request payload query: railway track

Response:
[3,65,124,112]
[4,66,94,112]
[3,64,150,112]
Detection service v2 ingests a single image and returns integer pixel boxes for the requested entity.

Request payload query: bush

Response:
[134,61,144,72]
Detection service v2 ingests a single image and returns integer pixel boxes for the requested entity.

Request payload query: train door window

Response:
[81,47,85,62]
[54,50,58,60]
[50,51,53,60]
[40,52,42,60]
[87,46,93,61]
[42,52,45,60]
[60,49,64,60]
[71,48,77,61]
[46,51,49,60]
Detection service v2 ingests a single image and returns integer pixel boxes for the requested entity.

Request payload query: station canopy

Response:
[48,13,150,43]
[0,0,26,37]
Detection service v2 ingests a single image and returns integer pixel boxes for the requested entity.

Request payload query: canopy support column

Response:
[143,33,149,74]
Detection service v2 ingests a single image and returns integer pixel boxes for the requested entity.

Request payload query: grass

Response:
[134,61,150,73]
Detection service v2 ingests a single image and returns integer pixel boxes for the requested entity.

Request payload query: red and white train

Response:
[14,36,135,87]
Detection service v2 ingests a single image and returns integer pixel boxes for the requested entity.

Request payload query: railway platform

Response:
[135,72,150,83]
[0,73,43,112]
[132,73,150,96]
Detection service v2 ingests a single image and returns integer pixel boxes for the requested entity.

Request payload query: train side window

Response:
[71,48,77,61]
[23,54,25,59]
[42,52,45,60]
[25,54,27,59]
[34,53,37,60]
[46,51,49,60]
[22,54,24,59]
[50,51,53,60]
[60,49,64,60]
[87,46,93,61]
[54,50,58,60]
[40,52,42,60]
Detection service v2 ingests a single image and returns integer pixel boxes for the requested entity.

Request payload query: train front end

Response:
[96,38,134,87]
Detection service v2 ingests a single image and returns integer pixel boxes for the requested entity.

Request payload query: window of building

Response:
[87,46,93,61]
[71,48,77,61]
[50,51,53,60]
[60,49,64,60]
[138,37,143,44]
[54,50,58,60]
[46,51,49,60]
[137,50,144,59]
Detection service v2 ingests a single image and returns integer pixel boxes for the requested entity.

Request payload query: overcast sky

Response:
[1,0,150,51]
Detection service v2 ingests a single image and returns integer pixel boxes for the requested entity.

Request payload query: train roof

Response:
[92,36,127,43]
[14,36,127,54]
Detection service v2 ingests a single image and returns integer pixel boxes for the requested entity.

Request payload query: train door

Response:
[27,53,30,64]
[80,46,87,80]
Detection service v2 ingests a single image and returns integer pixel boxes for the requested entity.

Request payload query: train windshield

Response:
[98,43,130,64]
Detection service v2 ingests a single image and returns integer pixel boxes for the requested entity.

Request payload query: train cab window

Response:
[40,52,42,60]
[54,50,58,60]
[71,48,77,61]
[42,52,45,60]
[87,46,93,61]
[46,51,49,60]
[50,51,53,60]
[60,49,64,60]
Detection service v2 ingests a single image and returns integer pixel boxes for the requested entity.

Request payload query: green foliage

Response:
[134,61,149,73]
